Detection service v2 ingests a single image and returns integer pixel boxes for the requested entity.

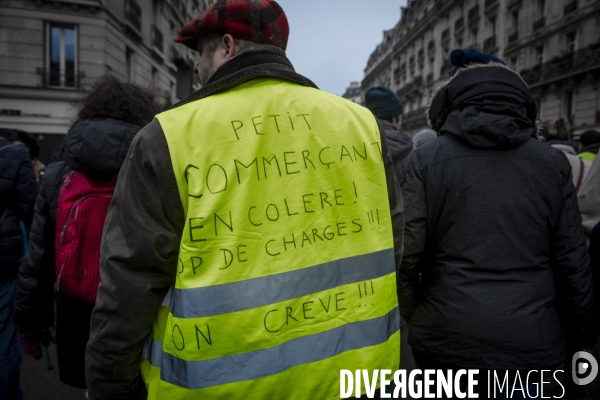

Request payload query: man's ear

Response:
[222,34,237,59]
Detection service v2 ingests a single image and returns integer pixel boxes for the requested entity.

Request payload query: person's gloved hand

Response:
[17,328,50,360]
[18,333,42,360]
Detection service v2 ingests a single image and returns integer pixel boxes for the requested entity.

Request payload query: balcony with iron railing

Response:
[151,24,163,52]
[520,64,542,83]
[564,0,578,15]
[402,106,428,128]
[397,76,423,97]
[124,0,141,31]
[520,41,600,85]
[37,68,84,89]
[533,17,545,31]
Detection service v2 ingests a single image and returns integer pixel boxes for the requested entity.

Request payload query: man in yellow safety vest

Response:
[86,1,404,399]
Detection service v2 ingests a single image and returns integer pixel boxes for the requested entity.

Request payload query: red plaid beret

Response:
[175,0,289,51]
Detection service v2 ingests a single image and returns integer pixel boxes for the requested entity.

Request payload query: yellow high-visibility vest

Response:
[579,152,596,163]
[142,77,400,399]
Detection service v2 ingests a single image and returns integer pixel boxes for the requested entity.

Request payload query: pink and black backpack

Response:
[55,171,117,303]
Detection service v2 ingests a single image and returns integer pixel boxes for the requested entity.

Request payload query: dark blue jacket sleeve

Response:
[14,150,39,225]
[398,152,426,321]
[14,162,67,335]
[551,156,594,328]
[0,142,38,280]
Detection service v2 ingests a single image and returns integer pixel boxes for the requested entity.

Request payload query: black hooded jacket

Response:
[13,119,139,334]
[380,120,413,185]
[399,65,593,370]
[0,137,38,281]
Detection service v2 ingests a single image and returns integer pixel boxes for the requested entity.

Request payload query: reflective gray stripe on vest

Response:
[143,338,164,368]
[161,286,173,308]
[144,306,400,389]
[172,248,395,319]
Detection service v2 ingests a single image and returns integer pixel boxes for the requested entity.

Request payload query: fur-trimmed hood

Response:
[427,63,537,149]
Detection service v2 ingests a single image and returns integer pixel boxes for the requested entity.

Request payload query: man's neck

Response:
[172,49,317,109]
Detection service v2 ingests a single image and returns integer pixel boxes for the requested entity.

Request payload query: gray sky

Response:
[276,0,407,96]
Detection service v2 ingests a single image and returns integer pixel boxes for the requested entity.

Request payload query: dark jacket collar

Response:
[172,49,318,109]
[380,120,396,132]
[379,120,413,163]
[0,136,11,149]
[581,143,600,155]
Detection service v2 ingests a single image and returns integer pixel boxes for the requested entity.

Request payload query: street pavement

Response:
[20,343,85,400]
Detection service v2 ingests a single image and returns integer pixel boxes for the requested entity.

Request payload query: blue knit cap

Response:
[450,49,506,76]
[364,86,404,120]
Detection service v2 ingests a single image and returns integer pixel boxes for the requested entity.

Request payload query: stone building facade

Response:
[0,0,216,163]
[341,81,362,104]
[362,0,600,137]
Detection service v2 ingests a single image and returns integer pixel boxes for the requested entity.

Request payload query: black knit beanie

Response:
[449,48,506,76]
[365,86,403,120]
[580,130,600,146]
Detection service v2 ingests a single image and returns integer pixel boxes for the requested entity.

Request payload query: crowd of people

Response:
[1,76,161,398]
[1,1,600,399]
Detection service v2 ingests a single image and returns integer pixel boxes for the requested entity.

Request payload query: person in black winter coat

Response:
[364,86,416,373]
[0,129,45,182]
[584,220,600,348]
[0,136,38,400]
[13,75,160,389]
[364,86,414,185]
[578,130,600,163]
[399,52,593,392]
